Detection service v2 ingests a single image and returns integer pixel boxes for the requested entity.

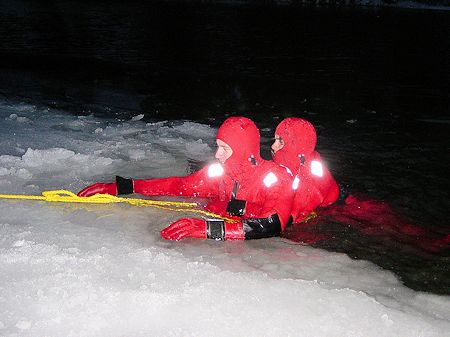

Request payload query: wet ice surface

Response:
[0,102,449,337]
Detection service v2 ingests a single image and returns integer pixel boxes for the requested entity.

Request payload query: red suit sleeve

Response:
[311,152,339,206]
[291,153,339,222]
[133,166,219,198]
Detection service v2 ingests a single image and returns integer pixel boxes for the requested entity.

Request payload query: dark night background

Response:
[0,0,449,294]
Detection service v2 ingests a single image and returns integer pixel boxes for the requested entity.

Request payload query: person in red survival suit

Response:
[271,117,340,223]
[78,117,294,241]
[272,118,450,252]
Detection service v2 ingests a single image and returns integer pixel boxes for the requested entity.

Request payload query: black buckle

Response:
[226,199,247,216]
[207,219,225,240]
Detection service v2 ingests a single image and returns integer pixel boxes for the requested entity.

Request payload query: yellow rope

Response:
[0,190,238,222]
[298,211,318,223]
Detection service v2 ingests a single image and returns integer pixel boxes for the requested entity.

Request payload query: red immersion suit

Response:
[274,119,449,253]
[78,117,294,241]
[273,118,339,223]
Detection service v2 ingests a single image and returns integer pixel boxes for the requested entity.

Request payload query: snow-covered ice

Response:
[0,101,449,337]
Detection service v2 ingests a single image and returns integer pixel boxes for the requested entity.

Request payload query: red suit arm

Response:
[314,165,339,206]
[291,153,339,222]
[133,166,219,198]
[160,218,245,241]
[77,165,221,198]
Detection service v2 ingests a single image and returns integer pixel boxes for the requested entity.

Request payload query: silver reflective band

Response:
[311,161,324,177]
[263,172,278,187]
[207,163,224,177]
[206,219,225,240]
[292,176,300,190]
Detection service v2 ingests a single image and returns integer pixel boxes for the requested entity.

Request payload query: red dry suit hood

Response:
[216,117,261,178]
[273,117,317,173]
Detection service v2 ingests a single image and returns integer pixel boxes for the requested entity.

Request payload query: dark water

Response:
[1,1,449,294]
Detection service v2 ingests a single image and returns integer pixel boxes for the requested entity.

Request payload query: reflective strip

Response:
[279,164,293,176]
[263,172,278,187]
[208,163,224,177]
[292,176,300,190]
[311,161,323,177]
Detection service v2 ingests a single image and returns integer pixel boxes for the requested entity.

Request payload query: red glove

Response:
[77,182,117,197]
[160,218,207,241]
[161,218,245,241]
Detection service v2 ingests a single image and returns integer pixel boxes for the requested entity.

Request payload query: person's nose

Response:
[215,147,222,160]
[271,142,277,152]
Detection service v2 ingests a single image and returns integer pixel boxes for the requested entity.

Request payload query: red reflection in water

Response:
[283,194,450,254]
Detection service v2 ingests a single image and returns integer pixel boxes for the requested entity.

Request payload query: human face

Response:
[215,139,233,164]
[271,135,284,154]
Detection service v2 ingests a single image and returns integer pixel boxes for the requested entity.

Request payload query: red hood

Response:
[273,117,317,173]
[216,116,261,178]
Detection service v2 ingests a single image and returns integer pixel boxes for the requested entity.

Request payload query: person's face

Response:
[215,139,233,163]
[271,135,284,154]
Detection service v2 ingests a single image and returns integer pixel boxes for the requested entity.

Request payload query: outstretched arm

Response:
[133,166,218,198]
[78,166,219,199]
[160,214,283,241]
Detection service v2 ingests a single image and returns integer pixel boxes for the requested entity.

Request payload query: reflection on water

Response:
[0,1,448,294]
